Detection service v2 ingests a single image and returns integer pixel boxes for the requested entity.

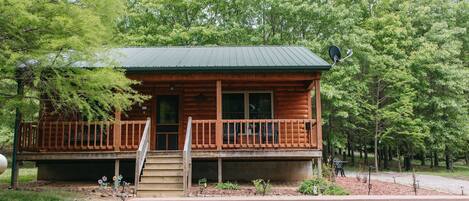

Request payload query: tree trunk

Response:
[465,152,469,166]
[445,145,453,171]
[420,151,426,166]
[434,151,439,167]
[430,152,434,168]
[397,144,402,172]
[404,155,412,171]
[364,146,368,165]
[374,79,380,173]
[383,146,389,169]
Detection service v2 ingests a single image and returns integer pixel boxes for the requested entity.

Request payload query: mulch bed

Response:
[190,177,451,197]
[335,177,451,195]
[190,184,302,197]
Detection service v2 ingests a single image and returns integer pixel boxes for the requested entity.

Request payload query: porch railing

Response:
[191,119,318,149]
[18,120,147,152]
[134,118,151,193]
[182,117,193,195]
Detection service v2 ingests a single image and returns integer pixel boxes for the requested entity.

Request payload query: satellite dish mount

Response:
[328,45,353,67]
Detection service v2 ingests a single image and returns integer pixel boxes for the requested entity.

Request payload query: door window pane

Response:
[222,93,244,119]
[249,93,272,119]
[157,96,179,124]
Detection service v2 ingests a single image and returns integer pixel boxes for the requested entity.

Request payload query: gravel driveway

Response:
[350,171,469,195]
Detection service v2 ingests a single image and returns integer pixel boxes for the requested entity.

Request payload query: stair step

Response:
[142,169,183,176]
[147,153,183,158]
[144,163,183,169]
[146,157,183,163]
[137,190,184,197]
[140,176,183,183]
[138,183,183,189]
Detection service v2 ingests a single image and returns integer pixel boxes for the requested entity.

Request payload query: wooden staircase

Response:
[136,152,185,197]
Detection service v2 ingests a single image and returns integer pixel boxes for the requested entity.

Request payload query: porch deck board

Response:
[17,149,321,161]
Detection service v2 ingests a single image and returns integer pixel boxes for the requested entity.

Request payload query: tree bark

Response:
[420,152,425,166]
[397,144,402,172]
[364,145,368,165]
[465,152,469,166]
[445,145,453,171]
[434,151,439,167]
[404,155,412,171]
[383,146,389,169]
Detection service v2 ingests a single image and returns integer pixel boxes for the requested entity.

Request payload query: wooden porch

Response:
[18,118,321,154]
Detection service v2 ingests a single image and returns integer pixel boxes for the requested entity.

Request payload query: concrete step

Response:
[144,163,183,170]
[140,175,183,183]
[142,169,183,176]
[137,189,184,197]
[138,182,183,189]
[146,157,183,164]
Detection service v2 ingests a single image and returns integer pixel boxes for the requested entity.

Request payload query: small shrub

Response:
[252,179,271,196]
[198,178,208,194]
[97,175,131,201]
[215,181,240,190]
[321,164,333,181]
[298,177,349,196]
[323,185,349,195]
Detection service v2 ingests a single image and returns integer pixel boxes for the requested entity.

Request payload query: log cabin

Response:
[16,46,331,197]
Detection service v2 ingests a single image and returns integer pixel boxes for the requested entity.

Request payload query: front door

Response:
[156,95,179,150]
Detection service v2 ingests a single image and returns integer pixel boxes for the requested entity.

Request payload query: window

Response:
[249,93,272,119]
[222,92,273,119]
[222,93,245,119]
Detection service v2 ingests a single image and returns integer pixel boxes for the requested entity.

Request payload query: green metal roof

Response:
[105,46,331,72]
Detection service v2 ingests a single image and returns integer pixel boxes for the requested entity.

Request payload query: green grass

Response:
[341,155,469,180]
[0,168,37,184]
[0,189,78,201]
[416,165,469,180]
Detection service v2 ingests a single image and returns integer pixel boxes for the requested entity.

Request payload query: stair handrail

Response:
[134,117,151,193]
[183,116,192,196]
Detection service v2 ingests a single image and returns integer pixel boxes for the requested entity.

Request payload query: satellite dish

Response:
[328,46,341,64]
[328,45,353,67]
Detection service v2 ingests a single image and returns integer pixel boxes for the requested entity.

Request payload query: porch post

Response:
[218,158,223,183]
[114,159,120,176]
[216,80,222,150]
[315,79,323,150]
[113,111,121,151]
[317,157,322,177]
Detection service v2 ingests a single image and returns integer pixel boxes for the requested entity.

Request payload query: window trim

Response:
[222,91,274,119]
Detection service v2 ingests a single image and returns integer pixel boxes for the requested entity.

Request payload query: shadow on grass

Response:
[0,189,78,201]
[0,168,37,184]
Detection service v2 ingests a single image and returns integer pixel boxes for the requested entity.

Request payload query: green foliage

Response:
[0,0,148,143]
[252,179,271,196]
[298,177,349,196]
[215,181,240,190]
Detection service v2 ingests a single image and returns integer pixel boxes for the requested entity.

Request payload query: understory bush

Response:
[298,177,348,195]
[215,181,240,190]
[252,179,271,196]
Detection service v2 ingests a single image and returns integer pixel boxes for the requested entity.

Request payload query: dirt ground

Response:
[0,177,451,200]
[190,177,451,197]
[334,177,451,195]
